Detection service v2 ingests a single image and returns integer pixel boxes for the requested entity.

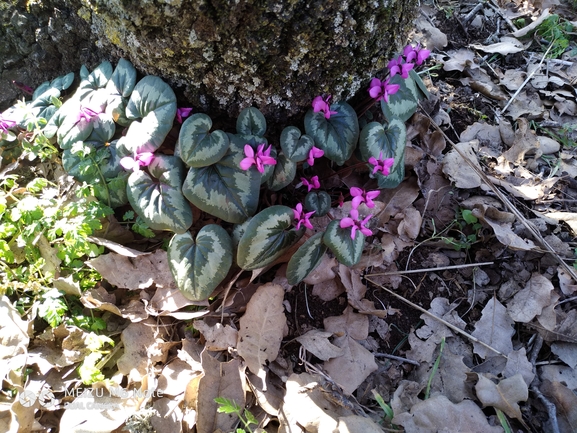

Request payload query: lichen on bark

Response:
[1,0,418,126]
[84,0,418,123]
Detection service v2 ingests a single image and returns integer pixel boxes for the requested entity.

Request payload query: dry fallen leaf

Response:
[393,394,503,432]
[324,306,369,341]
[472,204,537,251]
[194,320,238,351]
[541,380,577,433]
[196,351,246,433]
[442,140,483,188]
[237,283,286,375]
[475,374,528,421]
[504,348,535,386]
[87,250,176,290]
[472,297,514,359]
[296,329,344,361]
[506,274,554,323]
[323,335,377,395]
[470,36,525,54]
[0,296,29,385]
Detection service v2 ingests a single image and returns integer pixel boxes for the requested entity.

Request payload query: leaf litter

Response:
[4,1,577,432]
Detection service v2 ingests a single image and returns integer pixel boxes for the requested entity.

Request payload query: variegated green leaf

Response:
[237,205,304,270]
[116,76,177,156]
[236,107,266,137]
[287,232,327,285]
[380,73,418,122]
[32,72,74,100]
[27,88,61,123]
[410,69,430,100]
[77,61,114,100]
[127,155,192,233]
[182,134,260,224]
[280,126,314,162]
[105,59,137,125]
[267,153,296,192]
[58,110,114,150]
[359,118,406,189]
[304,102,359,166]
[168,226,233,301]
[323,219,364,267]
[304,191,331,217]
[177,113,230,167]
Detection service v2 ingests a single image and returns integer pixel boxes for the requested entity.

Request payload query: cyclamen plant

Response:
[0,44,430,300]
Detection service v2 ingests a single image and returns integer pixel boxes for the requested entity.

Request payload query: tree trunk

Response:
[1,0,417,124]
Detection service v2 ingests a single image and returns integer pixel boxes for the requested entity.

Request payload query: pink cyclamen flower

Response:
[75,105,102,124]
[368,152,395,176]
[368,77,400,103]
[301,176,320,192]
[307,146,324,166]
[176,107,193,124]
[12,81,34,95]
[350,187,380,209]
[312,95,338,119]
[0,114,17,134]
[340,208,373,240]
[293,203,315,230]
[239,143,276,173]
[387,56,414,79]
[403,43,430,66]
[120,152,155,171]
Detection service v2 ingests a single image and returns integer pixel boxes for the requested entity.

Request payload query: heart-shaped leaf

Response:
[105,59,138,125]
[77,61,114,100]
[287,232,327,285]
[117,76,177,155]
[182,134,260,224]
[304,191,331,217]
[58,109,114,150]
[32,72,75,100]
[280,126,314,162]
[27,88,61,123]
[410,69,430,100]
[168,225,233,301]
[304,102,359,165]
[236,107,266,138]
[266,153,296,192]
[127,154,193,233]
[322,219,364,267]
[177,113,230,167]
[359,118,407,189]
[380,73,419,122]
[237,205,304,270]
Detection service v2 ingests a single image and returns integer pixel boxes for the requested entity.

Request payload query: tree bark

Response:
[1,0,417,124]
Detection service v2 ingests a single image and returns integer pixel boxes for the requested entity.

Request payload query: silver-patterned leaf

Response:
[304,102,359,166]
[304,191,331,217]
[280,126,314,162]
[266,152,296,192]
[168,226,233,301]
[182,134,260,224]
[237,205,304,270]
[127,155,193,233]
[322,219,364,267]
[177,113,230,168]
[287,232,327,285]
[116,76,177,155]
[236,107,266,137]
[380,73,419,122]
[76,61,114,100]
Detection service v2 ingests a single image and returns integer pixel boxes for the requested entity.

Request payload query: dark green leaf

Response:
[236,107,266,137]
[127,155,193,233]
[280,126,314,162]
[287,232,327,285]
[168,226,233,301]
[237,205,304,270]
[380,73,419,122]
[322,219,364,267]
[304,102,359,165]
[177,113,230,167]
[304,191,331,217]
[266,153,296,191]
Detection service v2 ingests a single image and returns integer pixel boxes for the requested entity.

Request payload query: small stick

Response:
[462,2,484,25]
[365,276,509,358]
[368,261,494,277]
[501,42,553,114]
[374,353,420,366]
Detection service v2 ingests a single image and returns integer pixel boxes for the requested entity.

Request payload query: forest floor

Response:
[3,0,577,432]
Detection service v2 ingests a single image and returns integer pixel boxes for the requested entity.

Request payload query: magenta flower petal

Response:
[350,187,362,197]
[312,96,326,112]
[244,144,255,158]
[352,196,363,209]
[240,157,255,170]
[340,218,354,229]
[137,152,155,167]
[366,190,380,200]
[176,107,193,124]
